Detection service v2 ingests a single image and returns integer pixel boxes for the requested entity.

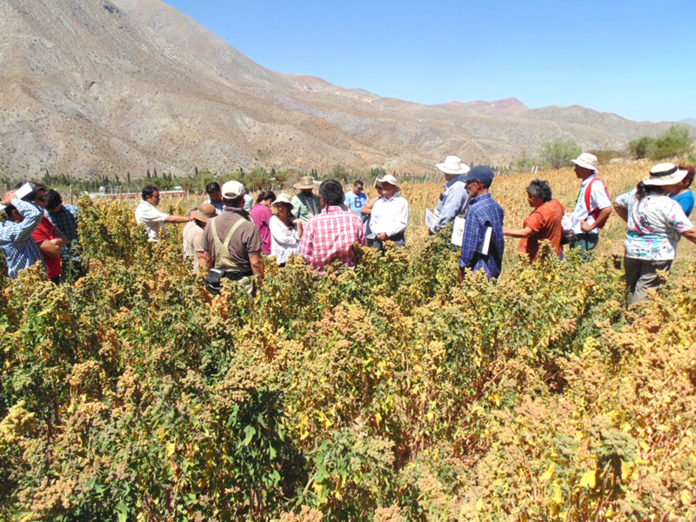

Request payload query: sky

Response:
[165,0,696,123]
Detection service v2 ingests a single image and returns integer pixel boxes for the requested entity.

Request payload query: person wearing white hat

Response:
[269,193,303,265]
[567,152,612,259]
[0,189,44,279]
[201,180,264,295]
[614,163,696,306]
[429,155,471,234]
[291,176,321,225]
[367,175,409,250]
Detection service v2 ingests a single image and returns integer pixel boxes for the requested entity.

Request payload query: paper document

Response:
[14,182,34,200]
[450,216,466,247]
[477,227,492,256]
[425,208,439,229]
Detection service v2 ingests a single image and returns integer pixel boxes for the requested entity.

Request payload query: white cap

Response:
[221,180,245,199]
[272,193,294,209]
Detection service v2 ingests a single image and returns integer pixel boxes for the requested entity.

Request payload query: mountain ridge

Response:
[0,0,679,179]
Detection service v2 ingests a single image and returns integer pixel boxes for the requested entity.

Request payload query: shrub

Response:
[540,138,582,169]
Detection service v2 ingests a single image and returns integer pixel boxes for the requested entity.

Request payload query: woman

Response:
[503,179,564,262]
[269,193,302,265]
[249,190,276,255]
[614,162,696,306]
[672,164,694,217]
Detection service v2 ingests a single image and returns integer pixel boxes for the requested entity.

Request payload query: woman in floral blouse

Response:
[614,163,696,306]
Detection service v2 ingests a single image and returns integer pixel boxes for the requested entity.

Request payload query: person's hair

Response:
[4,204,15,218]
[256,190,276,204]
[319,179,344,206]
[678,165,695,188]
[635,181,666,201]
[44,189,63,211]
[223,195,244,207]
[353,180,364,187]
[205,182,220,194]
[526,179,552,202]
[141,185,159,200]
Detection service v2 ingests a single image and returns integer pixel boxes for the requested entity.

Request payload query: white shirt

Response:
[135,200,169,242]
[368,194,409,238]
[269,215,300,264]
[571,174,611,235]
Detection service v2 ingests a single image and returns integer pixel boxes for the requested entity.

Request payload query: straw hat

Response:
[192,203,217,223]
[642,163,688,186]
[571,152,599,172]
[375,174,400,191]
[293,176,316,190]
[272,193,294,209]
[436,155,470,175]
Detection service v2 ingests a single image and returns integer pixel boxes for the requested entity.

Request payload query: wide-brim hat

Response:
[375,174,400,191]
[272,193,294,209]
[192,203,217,223]
[436,155,470,175]
[293,176,317,190]
[642,163,688,186]
[221,180,245,199]
[571,152,599,172]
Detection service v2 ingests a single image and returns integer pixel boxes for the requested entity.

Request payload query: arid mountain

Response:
[0,0,679,179]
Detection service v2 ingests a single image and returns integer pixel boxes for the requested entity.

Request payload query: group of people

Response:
[2,152,694,307]
[0,183,81,283]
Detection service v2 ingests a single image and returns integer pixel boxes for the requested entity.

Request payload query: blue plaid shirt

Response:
[1,199,44,279]
[47,204,79,243]
[459,193,505,279]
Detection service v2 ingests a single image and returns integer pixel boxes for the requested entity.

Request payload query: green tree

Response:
[629,136,655,159]
[540,138,582,169]
[651,125,693,159]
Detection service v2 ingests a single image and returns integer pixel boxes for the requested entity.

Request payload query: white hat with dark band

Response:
[642,163,688,186]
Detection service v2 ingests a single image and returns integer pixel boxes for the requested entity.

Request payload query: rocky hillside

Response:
[0,0,678,178]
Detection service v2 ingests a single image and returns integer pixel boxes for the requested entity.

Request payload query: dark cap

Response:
[462,165,495,187]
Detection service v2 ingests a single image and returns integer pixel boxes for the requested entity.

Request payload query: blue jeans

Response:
[570,233,599,261]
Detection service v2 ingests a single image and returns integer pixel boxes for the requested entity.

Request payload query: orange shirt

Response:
[518,199,565,261]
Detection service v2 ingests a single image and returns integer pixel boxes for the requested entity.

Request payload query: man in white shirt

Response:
[569,153,613,259]
[135,185,191,242]
[368,175,409,250]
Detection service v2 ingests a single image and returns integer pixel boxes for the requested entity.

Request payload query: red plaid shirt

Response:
[300,206,366,272]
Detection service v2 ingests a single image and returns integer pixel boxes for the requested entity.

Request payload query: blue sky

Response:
[165,0,695,122]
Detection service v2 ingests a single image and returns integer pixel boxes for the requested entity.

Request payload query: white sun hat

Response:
[435,155,471,175]
[571,152,599,172]
[221,180,245,199]
[375,174,400,191]
[272,193,294,209]
[642,163,688,186]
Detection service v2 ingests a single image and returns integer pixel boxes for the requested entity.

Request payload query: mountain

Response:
[0,0,679,178]
[682,118,696,128]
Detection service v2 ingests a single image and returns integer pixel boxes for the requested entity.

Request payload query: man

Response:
[367,175,408,250]
[23,183,67,283]
[202,180,264,295]
[205,182,224,214]
[429,155,471,234]
[291,176,321,224]
[135,185,191,242]
[299,179,366,272]
[458,166,505,280]
[0,189,43,279]
[569,152,612,259]
[344,180,368,218]
[183,203,216,273]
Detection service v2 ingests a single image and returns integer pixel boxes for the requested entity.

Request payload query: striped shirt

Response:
[1,199,44,278]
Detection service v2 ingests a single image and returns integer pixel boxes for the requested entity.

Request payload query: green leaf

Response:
[243,425,255,446]
[115,501,128,522]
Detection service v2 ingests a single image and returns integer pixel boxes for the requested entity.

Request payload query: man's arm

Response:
[164,215,191,224]
[503,226,533,238]
[249,253,264,280]
[1,197,43,245]
[581,206,612,232]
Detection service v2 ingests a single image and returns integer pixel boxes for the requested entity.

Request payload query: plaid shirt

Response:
[47,204,79,243]
[459,193,505,279]
[1,199,44,279]
[300,206,366,272]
